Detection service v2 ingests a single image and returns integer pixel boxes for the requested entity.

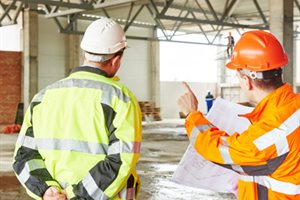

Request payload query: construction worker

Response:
[178,30,300,199]
[226,32,235,58]
[13,17,142,200]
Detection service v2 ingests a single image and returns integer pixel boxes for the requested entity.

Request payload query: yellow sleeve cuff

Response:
[65,185,76,199]
[46,180,61,189]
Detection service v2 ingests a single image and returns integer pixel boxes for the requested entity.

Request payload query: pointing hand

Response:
[177,82,198,116]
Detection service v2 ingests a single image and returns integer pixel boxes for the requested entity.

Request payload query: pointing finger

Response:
[182,81,193,93]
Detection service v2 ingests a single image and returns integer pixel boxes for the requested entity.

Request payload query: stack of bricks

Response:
[138,101,161,121]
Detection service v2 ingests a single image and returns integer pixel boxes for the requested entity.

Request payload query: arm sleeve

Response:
[65,96,142,199]
[185,111,285,176]
[13,103,62,200]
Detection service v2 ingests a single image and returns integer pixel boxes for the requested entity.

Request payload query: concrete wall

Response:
[118,39,151,101]
[160,81,218,118]
[38,17,65,90]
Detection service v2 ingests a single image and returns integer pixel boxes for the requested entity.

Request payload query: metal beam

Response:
[159,0,174,15]
[18,0,93,9]
[204,0,219,21]
[169,3,189,40]
[190,11,211,43]
[295,0,300,12]
[220,0,239,21]
[124,4,145,32]
[253,0,268,24]
[59,29,227,46]
[146,2,169,40]
[156,14,268,29]
[0,0,17,23]
[45,0,140,18]
[195,0,216,31]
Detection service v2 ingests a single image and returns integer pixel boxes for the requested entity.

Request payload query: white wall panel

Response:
[118,39,151,101]
[160,81,218,118]
[38,17,65,90]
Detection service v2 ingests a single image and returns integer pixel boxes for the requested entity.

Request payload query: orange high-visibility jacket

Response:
[185,83,300,199]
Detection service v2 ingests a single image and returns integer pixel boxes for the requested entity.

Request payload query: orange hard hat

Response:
[226,30,288,71]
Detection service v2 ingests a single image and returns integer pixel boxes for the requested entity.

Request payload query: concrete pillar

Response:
[65,34,80,76]
[23,5,38,110]
[269,0,294,87]
[150,40,160,107]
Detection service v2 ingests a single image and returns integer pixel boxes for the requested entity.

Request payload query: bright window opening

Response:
[0,24,21,51]
[160,41,218,82]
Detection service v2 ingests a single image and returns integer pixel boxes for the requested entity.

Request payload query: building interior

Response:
[0,0,299,199]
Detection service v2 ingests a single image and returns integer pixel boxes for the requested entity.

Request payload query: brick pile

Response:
[138,101,161,121]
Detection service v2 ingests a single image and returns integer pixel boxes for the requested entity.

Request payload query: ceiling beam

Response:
[295,0,300,12]
[17,0,93,9]
[44,0,141,18]
[253,0,268,24]
[156,14,268,29]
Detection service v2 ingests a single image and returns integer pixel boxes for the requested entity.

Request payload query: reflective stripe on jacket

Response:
[185,83,300,199]
[13,66,142,200]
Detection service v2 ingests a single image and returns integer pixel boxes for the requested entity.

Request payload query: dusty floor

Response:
[0,120,236,200]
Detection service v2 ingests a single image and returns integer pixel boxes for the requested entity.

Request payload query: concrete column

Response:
[269,0,294,87]
[23,5,38,110]
[65,34,80,76]
[150,40,160,107]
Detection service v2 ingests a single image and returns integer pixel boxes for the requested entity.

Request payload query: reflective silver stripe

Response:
[196,124,214,132]
[17,135,108,155]
[33,78,131,105]
[18,159,45,184]
[253,109,300,156]
[220,136,229,146]
[189,124,214,145]
[231,165,245,174]
[219,136,246,173]
[240,175,300,195]
[107,141,141,155]
[219,144,234,164]
[33,88,46,102]
[190,127,199,145]
[275,138,289,156]
[82,173,109,200]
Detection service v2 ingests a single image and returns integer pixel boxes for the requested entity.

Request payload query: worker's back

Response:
[13,66,142,199]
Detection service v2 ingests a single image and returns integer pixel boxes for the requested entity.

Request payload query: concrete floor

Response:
[0,120,236,200]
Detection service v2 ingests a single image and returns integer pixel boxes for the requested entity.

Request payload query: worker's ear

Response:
[110,55,121,72]
[243,75,253,90]
[112,55,121,67]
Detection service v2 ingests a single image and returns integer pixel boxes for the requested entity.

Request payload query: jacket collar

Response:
[241,83,294,122]
[70,66,109,77]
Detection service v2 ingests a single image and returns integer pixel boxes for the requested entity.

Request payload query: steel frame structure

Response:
[0,0,299,45]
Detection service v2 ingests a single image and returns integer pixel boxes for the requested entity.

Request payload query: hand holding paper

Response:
[173,98,253,194]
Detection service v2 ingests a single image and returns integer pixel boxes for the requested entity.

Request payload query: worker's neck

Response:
[252,87,275,105]
[83,60,109,71]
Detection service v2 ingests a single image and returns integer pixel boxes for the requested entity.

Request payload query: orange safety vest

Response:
[185,83,300,199]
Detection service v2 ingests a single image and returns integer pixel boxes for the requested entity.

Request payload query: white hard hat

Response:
[80,17,127,54]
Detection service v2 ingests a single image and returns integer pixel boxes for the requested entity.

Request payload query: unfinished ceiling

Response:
[1,0,300,45]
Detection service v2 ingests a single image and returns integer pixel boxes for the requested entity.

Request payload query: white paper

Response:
[172,97,253,194]
[206,98,253,135]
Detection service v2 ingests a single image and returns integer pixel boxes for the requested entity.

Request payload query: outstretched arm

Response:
[178,82,285,176]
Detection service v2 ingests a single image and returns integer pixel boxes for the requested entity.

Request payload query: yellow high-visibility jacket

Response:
[13,66,142,200]
[185,83,300,199]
